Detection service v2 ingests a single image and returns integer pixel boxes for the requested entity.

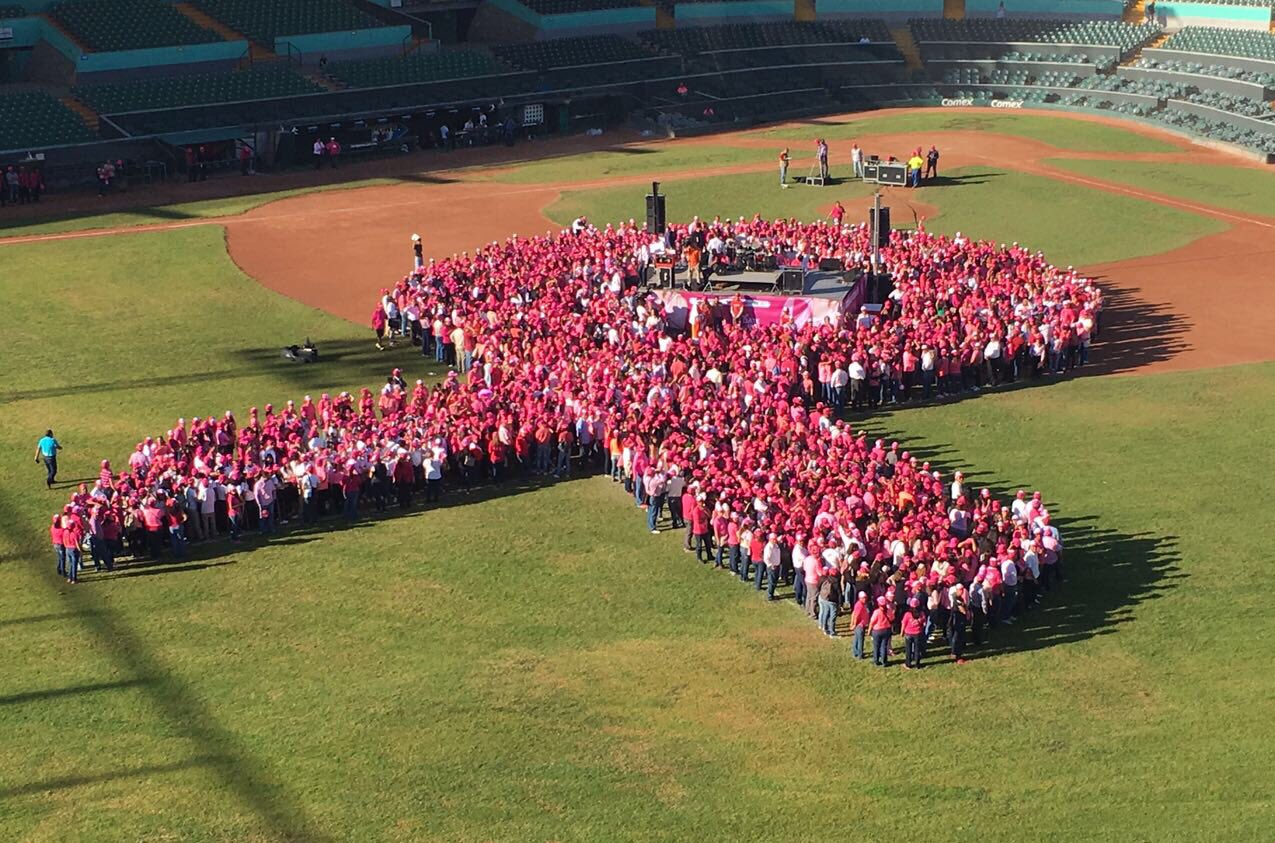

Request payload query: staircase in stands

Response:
[60,94,99,133]
[173,3,280,64]
[1120,30,1171,66]
[890,26,925,74]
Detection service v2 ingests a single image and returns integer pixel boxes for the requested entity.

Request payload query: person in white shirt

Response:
[763,534,782,599]
[1000,555,1019,624]
[950,471,965,502]
[848,358,867,409]
[1011,489,1031,522]
[830,363,849,411]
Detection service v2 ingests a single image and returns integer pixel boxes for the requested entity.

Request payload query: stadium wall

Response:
[1153,2,1273,31]
[476,0,654,37]
[674,0,796,25]
[274,25,413,63]
[964,0,1123,16]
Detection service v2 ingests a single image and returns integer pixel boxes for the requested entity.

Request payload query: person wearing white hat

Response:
[411,233,423,270]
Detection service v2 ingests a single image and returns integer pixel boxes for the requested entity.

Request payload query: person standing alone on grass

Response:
[778,148,790,188]
[35,429,61,488]
[851,143,863,179]
[925,145,940,180]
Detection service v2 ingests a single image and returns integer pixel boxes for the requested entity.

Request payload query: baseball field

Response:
[1,108,1272,841]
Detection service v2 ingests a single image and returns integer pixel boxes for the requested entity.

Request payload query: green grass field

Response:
[751,111,1181,152]
[1046,158,1275,218]
[549,166,1225,266]
[1,113,1272,842]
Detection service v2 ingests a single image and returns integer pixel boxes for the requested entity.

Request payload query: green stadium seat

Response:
[0,91,95,149]
[73,65,324,113]
[50,0,222,52]
[192,0,386,44]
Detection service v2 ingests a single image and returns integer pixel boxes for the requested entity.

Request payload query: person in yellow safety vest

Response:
[908,152,925,188]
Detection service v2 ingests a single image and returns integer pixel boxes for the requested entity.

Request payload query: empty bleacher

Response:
[327,50,509,88]
[191,0,386,44]
[1162,26,1275,61]
[0,90,97,149]
[910,18,1160,52]
[0,4,26,17]
[49,0,222,52]
[73,65,323,114]
[518,0,643,12]
[493,35,676,87]
[642,20,895,54]
[493,34,656,69]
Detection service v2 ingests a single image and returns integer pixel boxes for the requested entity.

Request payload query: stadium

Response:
[1,0,1273,839]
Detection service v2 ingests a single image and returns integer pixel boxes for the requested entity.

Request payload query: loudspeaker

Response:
[645,193,666,234]
[870,206,891,247]
[818,257,843,271]
[780,268,804,293]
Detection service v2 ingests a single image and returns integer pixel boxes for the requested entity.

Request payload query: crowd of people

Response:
[49,215,1095,666]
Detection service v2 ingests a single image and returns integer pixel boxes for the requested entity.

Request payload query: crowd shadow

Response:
[1084,280,1193,375]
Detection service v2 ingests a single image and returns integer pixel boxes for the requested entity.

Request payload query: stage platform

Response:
[654,270,865,332]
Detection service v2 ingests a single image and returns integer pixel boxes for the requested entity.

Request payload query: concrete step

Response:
[1120,30,1171,67]
[37,14,88,54]
[890,26,924,72]
[174,2,280,63]
[60,94,99,132]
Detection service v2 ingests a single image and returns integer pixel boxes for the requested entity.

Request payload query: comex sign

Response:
[941,98,1025,108]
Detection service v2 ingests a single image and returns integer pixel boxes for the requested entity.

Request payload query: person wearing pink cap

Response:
[850,591,869,659]
[869,596,893,667]
[902,597,926,669]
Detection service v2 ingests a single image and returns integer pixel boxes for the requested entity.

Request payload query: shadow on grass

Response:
[0,491,336,842]
[0,755,228,800]
[0,677,149,707]
[0,339,392,405]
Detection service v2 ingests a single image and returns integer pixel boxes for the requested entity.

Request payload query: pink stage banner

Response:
[657,284,862,333]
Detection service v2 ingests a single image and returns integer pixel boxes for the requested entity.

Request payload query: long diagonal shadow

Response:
[844,425,1183,660]
[0,493,334,843]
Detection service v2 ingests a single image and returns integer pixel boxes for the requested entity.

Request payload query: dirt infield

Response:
[9,108,1275,376]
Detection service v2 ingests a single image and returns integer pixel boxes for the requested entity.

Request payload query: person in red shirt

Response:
[50,514,66,578]
[902,598,926,669]
[850,591,869,660]
[689,498,711,563]
[869,597,893,667]
[61,514,84,584]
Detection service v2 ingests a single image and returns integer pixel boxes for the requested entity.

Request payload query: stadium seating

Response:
[1183,88,1271,116]
[73,65,323,114]
[0,91,96,149]
[192,0,385,43]
[0,4,25,18]
[328,50,507,88]
[1134,56,1275,86]
[493,35,657,70]
[641,20,894,54]
[1162,26,1275,61]
[518,0,642,13]
[49,0,221,52]
[1080,73,1189,98]
[1149,106,1275,154]
[910,18,1159,51]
